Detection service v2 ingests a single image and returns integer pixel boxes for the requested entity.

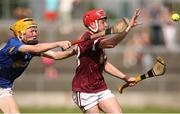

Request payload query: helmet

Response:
[83,9,107,32]
[11,18,37,39]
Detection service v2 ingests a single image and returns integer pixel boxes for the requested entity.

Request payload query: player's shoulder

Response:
[8,37,23,45]
[81,31,92,39]
[7,37,17,44]
[8,37,19,42]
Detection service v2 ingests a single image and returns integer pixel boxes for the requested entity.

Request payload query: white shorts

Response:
[72,89,115,111]
[0,87,13,98]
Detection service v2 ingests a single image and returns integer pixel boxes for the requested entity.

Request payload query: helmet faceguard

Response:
[83,9,107,32]
[11,18,38,44]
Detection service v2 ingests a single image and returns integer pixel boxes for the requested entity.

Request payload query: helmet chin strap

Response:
[19,31,25,42]
[17,31,24,41]
[88,20,99,33]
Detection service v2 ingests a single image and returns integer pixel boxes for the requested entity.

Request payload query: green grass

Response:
[21,107,81,113]
[20,106,180,113]
[122,106,180,113]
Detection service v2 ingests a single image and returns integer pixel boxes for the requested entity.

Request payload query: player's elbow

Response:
[107,44,115,48]
[106,40,119,48]
[100,41,117,48]
[106,42,118,48]
[111,43,118,48]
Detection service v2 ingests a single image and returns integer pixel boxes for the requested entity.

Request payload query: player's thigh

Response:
[0,96,20,113]
[7,96,20,113]
[84,105,100,114]
[98,97,122,113]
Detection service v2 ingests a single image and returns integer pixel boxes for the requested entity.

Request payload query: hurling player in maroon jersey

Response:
[49,9,141,113]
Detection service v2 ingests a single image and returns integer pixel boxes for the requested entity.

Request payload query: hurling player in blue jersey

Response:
[0,18,71,113]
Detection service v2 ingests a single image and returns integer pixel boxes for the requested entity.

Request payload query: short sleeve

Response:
[6,38,24,55]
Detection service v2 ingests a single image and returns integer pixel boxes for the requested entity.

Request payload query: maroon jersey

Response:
[72,31,108,93]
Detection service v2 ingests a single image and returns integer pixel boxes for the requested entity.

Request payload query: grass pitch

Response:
[21,106,180,113]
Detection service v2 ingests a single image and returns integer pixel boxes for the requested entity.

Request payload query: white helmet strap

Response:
[88,20,98,33]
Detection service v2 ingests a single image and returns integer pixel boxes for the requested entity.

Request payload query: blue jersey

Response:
[0,37,37,88]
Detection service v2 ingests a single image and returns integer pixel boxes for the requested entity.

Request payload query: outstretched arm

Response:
[99,9,141,49]
[18,41,71,53]
[104,61,135,85]
[41,48,76,60]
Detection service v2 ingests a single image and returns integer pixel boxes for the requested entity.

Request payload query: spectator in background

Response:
[14,7,32,19]
[44,0,59,41]
[161,6,178,52]
[43,0,60,80]
[123,28,152,70]
[41,57,58,80]
[149,4,165,46]
[44,0,59,22]
[59,0,80,34]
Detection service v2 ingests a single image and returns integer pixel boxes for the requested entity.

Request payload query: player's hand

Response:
[125,9,141,32]
[130,9,141,27]
[124,76,136,87]
[59,41,71,50]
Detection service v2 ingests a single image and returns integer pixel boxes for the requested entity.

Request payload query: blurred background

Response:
[0,0,180,113]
